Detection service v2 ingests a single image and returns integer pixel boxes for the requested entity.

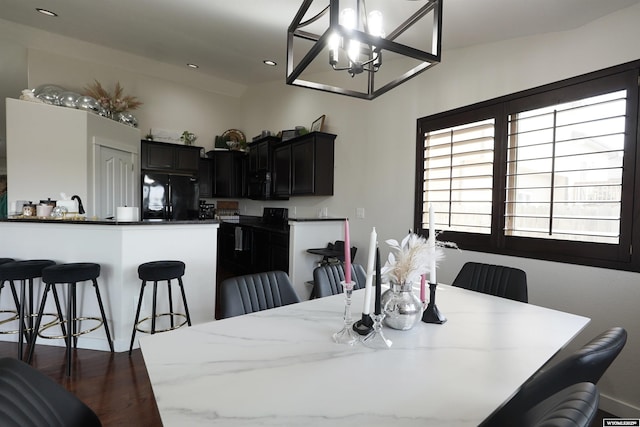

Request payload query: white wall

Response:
[25,49,242,154]
[238,3,640,416]
[0,40,27,173]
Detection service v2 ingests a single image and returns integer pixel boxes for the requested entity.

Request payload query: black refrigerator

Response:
[142,172,199,221]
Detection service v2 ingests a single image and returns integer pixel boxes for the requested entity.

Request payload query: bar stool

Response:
[27,262,114,376]
[0,259,62,360]
[129,260,192,354]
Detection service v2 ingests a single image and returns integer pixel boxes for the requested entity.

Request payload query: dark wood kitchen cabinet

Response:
[207,150,247,198]
[141,140,201,173]
[248,136,279,172]
[272,132,335,197]
[198,158,214,198]
[272,144,291,198]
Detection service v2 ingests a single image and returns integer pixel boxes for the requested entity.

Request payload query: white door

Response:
[97,145,137,219]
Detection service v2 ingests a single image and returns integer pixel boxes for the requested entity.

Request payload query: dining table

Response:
[140,284,590,427]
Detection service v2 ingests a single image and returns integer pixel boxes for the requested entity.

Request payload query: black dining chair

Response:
[485,327,627,426]
[522,382,599,427]
[218,270,300,319]
[311,263,367,299]
[451,261,528,303]
[0,357,102,427]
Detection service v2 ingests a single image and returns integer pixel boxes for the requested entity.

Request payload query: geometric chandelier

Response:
[286,0,442,100]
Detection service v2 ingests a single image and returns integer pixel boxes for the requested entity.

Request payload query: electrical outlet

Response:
[356,207,365,219]
[321,207,328,218]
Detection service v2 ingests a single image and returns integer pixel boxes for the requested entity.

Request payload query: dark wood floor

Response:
[1,340,619,427]
[0,342,162,426]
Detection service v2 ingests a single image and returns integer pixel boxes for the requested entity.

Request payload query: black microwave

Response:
[247,170,272,200]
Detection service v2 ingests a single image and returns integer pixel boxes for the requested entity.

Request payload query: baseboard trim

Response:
[600,393,640,417]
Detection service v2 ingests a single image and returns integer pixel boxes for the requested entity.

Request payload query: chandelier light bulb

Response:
[348,40,360,64]
[341,8,356,30]
[368,10,383,37]
[329,33,341,65]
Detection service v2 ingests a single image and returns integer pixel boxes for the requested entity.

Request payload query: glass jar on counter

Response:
[22,202,36,216]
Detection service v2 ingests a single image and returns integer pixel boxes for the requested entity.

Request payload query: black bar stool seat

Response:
[129,260,192,354]
[27,262,114,376]
[0,260,62,360]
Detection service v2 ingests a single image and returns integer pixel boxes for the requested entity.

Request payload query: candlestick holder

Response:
[332,281,358,345]
[362,313,392,349]
[421,282,447,324]
[352,313,373,336]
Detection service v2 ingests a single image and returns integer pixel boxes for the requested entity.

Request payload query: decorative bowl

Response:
[76,96,100,114]
[57,91,81,108]
[117,112,138,127]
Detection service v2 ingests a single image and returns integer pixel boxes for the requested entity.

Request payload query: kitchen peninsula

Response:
[0,218,218,352]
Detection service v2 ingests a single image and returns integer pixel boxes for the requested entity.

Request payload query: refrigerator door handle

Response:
[167,182,172,219]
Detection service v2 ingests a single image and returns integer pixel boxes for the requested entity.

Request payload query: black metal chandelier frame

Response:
[286,0,442,100]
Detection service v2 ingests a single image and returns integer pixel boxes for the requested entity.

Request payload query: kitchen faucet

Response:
[71,195,85,214]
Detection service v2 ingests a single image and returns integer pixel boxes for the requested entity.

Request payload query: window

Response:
[506,90,626,244]
[423,118,495,234]
[415,62,640,271]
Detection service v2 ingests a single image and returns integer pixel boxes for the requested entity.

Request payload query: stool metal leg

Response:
[71,282,78,350]
[18,279,26,360]
[51,287,66,337]
[151,281,158,334]
[92,279,114,352]
[129,280,147,355]
[66,283,73,376]
[8,281,21,321]
[167,280,174,329]
[27,283,51,364]
[27,279,34,344]
[178,277,192,326]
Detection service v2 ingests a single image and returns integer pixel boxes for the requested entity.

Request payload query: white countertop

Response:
[140,285,589,426]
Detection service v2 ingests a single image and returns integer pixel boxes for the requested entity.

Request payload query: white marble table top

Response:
[140,285,589,427]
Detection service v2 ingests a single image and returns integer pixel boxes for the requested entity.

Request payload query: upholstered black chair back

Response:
[0,357,102,427]
[311,263,367,299]
[523,382,599,427]
[486,327,627,426]
[452,261,528,303]
[219,271,300,319]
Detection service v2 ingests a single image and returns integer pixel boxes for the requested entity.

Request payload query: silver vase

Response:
[381,282,424,330]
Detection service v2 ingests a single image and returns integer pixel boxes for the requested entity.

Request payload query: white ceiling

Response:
[1,0,639,87]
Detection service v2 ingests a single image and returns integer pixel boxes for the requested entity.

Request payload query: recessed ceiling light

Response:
[36,8,58,17]
[263,60,277,67]
[187,63,199,69]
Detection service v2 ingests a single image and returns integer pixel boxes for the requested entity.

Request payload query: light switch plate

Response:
[356,207,365,219]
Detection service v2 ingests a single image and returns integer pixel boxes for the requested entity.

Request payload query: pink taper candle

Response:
[344,219,352,283]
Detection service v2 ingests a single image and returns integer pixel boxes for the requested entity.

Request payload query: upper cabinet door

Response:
[291,140,315,195]
[141,140,201,174]
[272,145,291,197]
[142,141,174,169]
[175,146,201,171]
[274,132,335,197]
